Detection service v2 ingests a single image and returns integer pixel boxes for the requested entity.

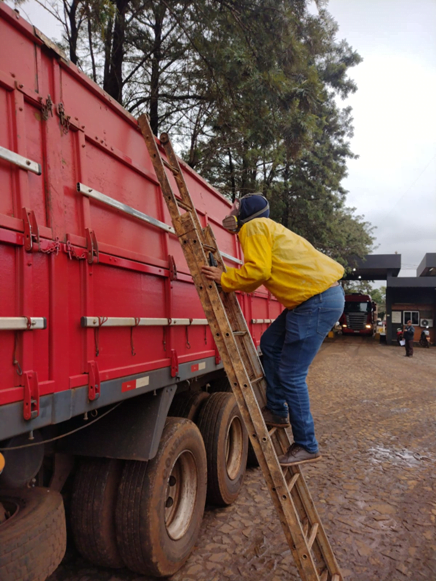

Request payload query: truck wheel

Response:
[168,390,209,422]
[197,392,248,506]
[115,418,207,577]
[0,487,66,581]
[70,458,124,568]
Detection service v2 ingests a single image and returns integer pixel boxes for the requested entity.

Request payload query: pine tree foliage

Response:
[19,0,375,266]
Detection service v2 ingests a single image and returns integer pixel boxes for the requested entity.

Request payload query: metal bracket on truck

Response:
[85,228,99,264]
[87,361,101,401]
[23,371,40,420]
[22,207,40,252]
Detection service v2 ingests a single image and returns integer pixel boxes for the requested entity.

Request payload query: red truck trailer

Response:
[0,4,282,579]
[339,293,377,336]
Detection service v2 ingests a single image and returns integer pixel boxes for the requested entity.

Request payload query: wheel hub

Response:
[165,450,198,540]
[225,415,244,481]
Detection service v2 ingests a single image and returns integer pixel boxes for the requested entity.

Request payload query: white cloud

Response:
[328,0,436,276]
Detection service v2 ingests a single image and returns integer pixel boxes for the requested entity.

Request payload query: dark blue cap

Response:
[239,194,270,225]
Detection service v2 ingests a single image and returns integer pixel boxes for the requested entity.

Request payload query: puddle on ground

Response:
[368,445,432,467]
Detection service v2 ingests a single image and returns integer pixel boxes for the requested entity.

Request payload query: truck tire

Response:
[168,390,209,422]
[0,487,66,581]
[197,392,248,506]
[115,418,207,577]
[70,458,124,568]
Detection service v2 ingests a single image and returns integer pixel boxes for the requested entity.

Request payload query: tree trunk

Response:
[85,0,97,82]
[103,13,113,86]
[227,149,236,202]
[103,0,130,103]
[282,162,290,228]
[149,5,165,135]
[65,0,80,64]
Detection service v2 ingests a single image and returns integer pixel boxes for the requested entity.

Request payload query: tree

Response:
[18,0,374,266]
[371,286,386,318]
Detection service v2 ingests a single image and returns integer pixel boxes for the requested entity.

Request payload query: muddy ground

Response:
[49,337,436,581]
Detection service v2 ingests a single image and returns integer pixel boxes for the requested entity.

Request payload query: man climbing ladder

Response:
[202,192,345,466]
[138,113,344,581]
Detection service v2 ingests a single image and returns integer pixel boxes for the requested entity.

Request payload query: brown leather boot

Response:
[261,406,290,428]
[278,443,321,466]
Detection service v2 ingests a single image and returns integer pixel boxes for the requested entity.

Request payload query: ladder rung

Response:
[287,472,300,492]
[307,523,319,549]
[268,426,277,437]
[176,198,193,212]
[202,243,216,252]
[251,376,264,384]
[319,570,328,581]
[233,330,247,336]
[162,158,179,174]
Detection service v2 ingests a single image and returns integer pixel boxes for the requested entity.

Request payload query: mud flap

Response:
[59,386,176,461]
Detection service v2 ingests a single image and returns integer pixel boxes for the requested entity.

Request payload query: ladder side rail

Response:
[158,130,205,242]
[277,431,342,578]
[159,133,198,210]
[179,216,323,581]
[284,464,329,574]
[137,115,186,228]
[222,292,265,375]
[203,225,267,382]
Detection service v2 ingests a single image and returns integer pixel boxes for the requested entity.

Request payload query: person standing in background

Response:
[403,320,415,357]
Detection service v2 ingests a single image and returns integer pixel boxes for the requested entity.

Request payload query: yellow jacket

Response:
[220,218,344,309]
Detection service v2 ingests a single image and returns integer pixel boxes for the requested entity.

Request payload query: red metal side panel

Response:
[0,2,280,416]
[0,244,19,390]
[0,16,37,91]
[0,87,15,219]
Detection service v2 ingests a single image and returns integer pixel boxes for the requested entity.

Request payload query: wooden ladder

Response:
[138,114,343,581]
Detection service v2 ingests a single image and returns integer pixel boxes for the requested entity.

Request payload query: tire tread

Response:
[70,458,124,568]
[197,392,248,506]
[0,488,66,581]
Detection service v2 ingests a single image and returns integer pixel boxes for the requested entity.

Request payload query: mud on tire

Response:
[71,458,124,568]
[168,390,209,422]
[197,392,248,506]
[0,487,66,581]
[115,417,207,578]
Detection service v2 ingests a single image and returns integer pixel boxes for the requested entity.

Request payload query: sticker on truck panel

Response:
[191,362,206,373]
[122,376,150,392]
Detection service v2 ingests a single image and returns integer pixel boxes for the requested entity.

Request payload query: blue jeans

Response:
[260,285,345,453]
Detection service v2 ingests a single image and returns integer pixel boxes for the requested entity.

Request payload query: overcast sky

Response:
[326,0,436,278]
[9,0,436,280]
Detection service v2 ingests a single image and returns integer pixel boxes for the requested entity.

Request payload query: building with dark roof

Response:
[344,253,435,345]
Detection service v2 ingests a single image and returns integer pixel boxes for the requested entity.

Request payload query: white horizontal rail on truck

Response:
[81,317,209,327]
[0,146,42,175]
[251,319,274,324]
[0,317,47,330]
[76,182,242,265]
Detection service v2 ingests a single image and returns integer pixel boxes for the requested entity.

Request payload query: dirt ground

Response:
[49,336,436,581]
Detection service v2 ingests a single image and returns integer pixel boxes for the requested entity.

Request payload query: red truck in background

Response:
[0,4,281,580]
[339,293,377,336]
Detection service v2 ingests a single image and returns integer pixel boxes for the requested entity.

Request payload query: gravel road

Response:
[49,336,436,581]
